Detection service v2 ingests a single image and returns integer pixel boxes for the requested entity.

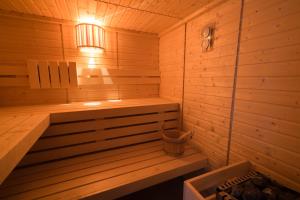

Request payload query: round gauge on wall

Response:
[202,26,211,38]
[201,24,214,52]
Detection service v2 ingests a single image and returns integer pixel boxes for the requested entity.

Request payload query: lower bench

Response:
[0,141,208,200]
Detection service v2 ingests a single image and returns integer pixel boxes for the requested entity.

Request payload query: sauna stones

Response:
[217,172,300,200]
[241,181,263,200]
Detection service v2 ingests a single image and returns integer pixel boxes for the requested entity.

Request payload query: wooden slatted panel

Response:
[49,61,60,88]
[42,119,177,139]
[58,61,69,88]
[68,62,78,87]
[18,103,179,166]
[27,60,40,88]
[26,61,78,89]
[0,142,207,200]
[4,147,185,197]
[38,61,51,88]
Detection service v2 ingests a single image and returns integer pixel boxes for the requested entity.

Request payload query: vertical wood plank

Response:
[49,61,61,88]
[68,62,78,88]
[27,60,40,89]
[38,61,51,88]
[59,61,69,88]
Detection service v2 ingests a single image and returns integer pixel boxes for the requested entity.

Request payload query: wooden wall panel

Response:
[182,0,241,169]
[229,0,300,191]
[159,25,185,104]
[159,0,300,191]
[0,15,159,106]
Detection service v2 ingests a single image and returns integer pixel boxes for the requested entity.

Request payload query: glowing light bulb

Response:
[78,17,103,26]
[107,99,122,103]
[83,101,101,106]
[80,47,104,54]
[88,57,96,69]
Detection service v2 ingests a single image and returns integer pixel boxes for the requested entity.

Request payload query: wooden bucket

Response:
[162,129,192,156]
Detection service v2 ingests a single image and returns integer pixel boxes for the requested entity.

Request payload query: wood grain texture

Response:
[0,142,207,200]
[0,15,159,106]
[0,0,212,33]
[0,114,49,184]
[183,0,241,169]
[0,100,208,200]
[49,61,60,88]
[38,61,51,88]
[58,61,70,88]
[0,98,178,184]
[183,161,251,200]
[160,0,300,191]
[229,0,300,192]
[26,60,40,88]
[159,25,185,104]
[158,0,241,169]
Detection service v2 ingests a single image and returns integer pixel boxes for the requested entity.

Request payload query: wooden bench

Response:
[0,114,49,184]
[0,98,208,200]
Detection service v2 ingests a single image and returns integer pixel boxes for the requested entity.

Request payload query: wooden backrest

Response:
[19,103,179,167]
[0,61,78,88]
[0,63,160,88]
[27,60,78,89]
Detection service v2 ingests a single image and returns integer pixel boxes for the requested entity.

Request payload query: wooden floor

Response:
[0,141,207,200]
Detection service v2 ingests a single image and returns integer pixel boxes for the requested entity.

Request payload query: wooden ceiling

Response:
[0,0,211,33]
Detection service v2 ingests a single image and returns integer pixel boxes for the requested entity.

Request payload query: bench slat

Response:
[1,144,163,188]
[0,144,205,200]
[20,131,161,166]
[8,141,162,179]
[5,148,189,198]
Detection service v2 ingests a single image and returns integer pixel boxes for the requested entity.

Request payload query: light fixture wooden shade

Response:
[75,23,105,50]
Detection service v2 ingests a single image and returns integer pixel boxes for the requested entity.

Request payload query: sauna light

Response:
[83,101,101,106]
[78,17,103,26]
[107,99,122,103]
[75,23,105,52]
[80,47,103,54]
[88,57,96,69]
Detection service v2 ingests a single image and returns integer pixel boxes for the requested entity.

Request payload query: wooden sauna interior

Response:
[0,0,299,199]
